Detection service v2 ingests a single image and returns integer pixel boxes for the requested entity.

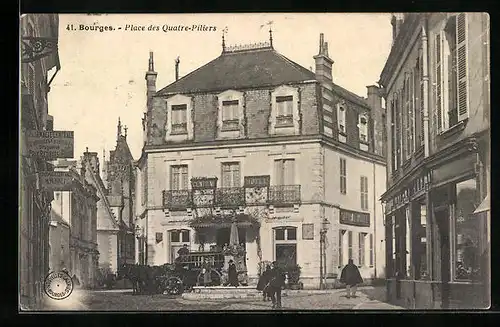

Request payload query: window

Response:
[419,51,425,146]
[171,104,187,134]
[274,227,297,266]
[338,230,344,267]
[390,100,397,171]
[274,159,295,185]
[170,165,188,190]
[221,162,240,188]
[222,100,239,130]
[412,201,428,280]
[454,179,480,281]
[360,176,369,211]
[276,96,294,126]
[340,158,347,194]
[359,233,366,266]
[141,166,148,205]
[435,13,469,132]
[337,103,346,134]
[358,114,369,143]
[348,231,353,261]
[369,233,374,267]
[405,70,415,157]
[169,229,190,263]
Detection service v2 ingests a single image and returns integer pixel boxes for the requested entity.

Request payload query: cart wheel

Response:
[166,277,183,295]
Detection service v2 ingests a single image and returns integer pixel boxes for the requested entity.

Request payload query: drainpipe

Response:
[421,16,430,158]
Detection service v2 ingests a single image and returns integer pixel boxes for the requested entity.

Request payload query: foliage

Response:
[275,262,302,285]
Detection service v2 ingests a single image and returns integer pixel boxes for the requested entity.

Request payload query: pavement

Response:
[38,286,405,311]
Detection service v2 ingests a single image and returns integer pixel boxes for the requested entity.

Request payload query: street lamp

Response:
[319,217,331,290]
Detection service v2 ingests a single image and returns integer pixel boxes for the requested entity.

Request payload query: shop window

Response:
[412,201,428,280]
[274,226,297,266]
[454,179,480,281]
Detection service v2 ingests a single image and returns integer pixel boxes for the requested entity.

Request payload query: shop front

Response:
[384,146,489,309]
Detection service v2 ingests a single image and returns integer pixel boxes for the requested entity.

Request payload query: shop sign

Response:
[26,130,74,159]
[39,171,73,191]
[191,177,217,190]
[244,175,270,188]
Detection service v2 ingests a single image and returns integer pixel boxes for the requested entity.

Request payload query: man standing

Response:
[268,261,286,309]
[177,244,190,256]
[340,258,363,298]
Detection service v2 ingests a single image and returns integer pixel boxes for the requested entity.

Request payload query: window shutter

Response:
[181,166,188,189]
[284,159,295,185]
[435,33,443,131]
[456,13,469,121]
[233,163,241,187]
[274,160,283,185]
[419,50,425,145]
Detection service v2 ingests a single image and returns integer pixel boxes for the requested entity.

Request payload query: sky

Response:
[48,13,393,162]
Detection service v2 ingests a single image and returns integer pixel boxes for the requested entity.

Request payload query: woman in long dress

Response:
[257,265,272,301]
[202,258,212,286]
[228,260,239,287]
[340,259,363,298]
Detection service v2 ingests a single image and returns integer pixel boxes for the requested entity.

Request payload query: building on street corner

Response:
[20,13,61,309]
[135,31,387,288]
[379,13,490,309]
[49,159,100,288]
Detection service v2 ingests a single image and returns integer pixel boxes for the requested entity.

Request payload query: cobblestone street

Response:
[42,286,404,311]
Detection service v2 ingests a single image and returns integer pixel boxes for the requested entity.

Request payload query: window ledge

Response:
[170,131,188,136]
[438,119,468,140]
[275,123,294,128]
[338,131,347,137]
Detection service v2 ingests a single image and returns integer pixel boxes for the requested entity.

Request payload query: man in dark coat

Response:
[178,244,190,256]
[257,264,272,301]
[340,259,363,298]
[228,260,239,287]
[268,261,286,309]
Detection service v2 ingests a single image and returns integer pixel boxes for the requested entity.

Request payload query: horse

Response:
[117,263,142,295]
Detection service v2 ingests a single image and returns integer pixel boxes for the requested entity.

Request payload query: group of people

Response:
[256,261,286,309]
[256,259,364,309]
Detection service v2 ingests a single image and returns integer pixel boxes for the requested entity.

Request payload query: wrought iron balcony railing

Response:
[216,187,245,208]
[163,184,301,210]
[163,190,192,210]
[268,185,301,206]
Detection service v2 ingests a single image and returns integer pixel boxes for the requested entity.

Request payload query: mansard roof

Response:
[156,46,316,95]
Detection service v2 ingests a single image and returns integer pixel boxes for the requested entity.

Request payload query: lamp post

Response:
[319,217,331,290]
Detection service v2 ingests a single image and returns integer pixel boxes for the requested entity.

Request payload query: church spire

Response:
[117,117,122,140]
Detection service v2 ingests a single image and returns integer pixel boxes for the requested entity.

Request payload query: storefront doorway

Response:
[435,208,451,308]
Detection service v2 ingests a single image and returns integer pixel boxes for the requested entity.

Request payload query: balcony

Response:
[216,187,245,208]
[268,185,301,206]
[163,190,192,211]
[340,209,370,227]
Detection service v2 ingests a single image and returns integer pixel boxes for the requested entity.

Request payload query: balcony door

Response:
[221,162,240,188]
[274,159,295,186]
[170,165,188,190]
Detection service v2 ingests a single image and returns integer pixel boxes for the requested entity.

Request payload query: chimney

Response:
[391,13,405,45]
[83,150,100,174]
[175,56,180,81]
[145,51,157,109]
[366,85,384,156]
[313,33,334,84]
[46,115,54,131]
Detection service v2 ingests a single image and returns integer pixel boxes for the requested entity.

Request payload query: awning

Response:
[474,195,490,214]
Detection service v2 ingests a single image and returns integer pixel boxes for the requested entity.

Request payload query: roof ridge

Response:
[156,54,223,95]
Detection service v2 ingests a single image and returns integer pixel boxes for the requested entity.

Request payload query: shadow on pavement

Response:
[359,286,387,302]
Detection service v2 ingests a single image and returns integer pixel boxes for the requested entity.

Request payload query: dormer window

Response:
[222,100,240,131]
[276,96,294,127]
[358,114,368,142]
[165,94,193,141]
[217,90,244,139]
[269,85,300,136]
[171,104,187,134]
[337,103,346,134]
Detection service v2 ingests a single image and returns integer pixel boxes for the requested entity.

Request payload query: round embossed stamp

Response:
[44,271,74,300]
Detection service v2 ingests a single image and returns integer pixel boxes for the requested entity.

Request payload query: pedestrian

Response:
[228,259,239,287]
[340,258,363,298]
[268,261,286,309]
[257,264,272,301]
[177,244,190,256]
[202,258,212,287]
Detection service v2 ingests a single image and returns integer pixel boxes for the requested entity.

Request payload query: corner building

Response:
[135,34,387,288]
[379,13,490,308]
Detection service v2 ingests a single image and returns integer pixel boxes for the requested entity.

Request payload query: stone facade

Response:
[136,34,386,288]
[49,159,100,289]
[380,13,490,308]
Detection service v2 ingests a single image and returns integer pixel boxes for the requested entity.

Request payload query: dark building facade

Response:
[20,14,61,309]
[379,13,490,309]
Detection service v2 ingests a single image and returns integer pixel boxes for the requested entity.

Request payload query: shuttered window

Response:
[337,103,346,134]
[222,100,239,121]
[418,50,425,145]
[456,13,469,121]
[170,165,188,190]
[274,159,295,185]
[359,233,366,266]
[369,233,374,267]
[391,99,397,171]
[435,32,443,132]
[360,176,368,211]
[340,158,347,194]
